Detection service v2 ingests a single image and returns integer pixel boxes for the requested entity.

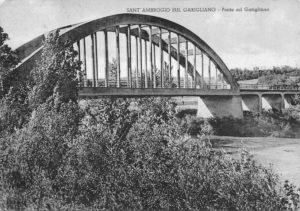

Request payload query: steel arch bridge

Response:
[15,13,240,98]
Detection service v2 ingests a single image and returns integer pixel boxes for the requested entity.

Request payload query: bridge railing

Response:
[239,84,300,91]
[80,79,299,91]
[80,79,231,90]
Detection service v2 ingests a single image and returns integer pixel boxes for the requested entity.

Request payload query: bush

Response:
[1,97,296,210]
[176,110,300,138]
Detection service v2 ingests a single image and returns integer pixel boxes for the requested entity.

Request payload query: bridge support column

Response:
[83,38,87,86]
[221,72,225,89]
[168,31,172,82]
[197,95,243,118]
[94,33,98,87]
[126,24,132,88]
[177,34,180,88]
[135,37,139,88]
[149,26,153,86]
[215,65,218,88]
[208,59,211,88]
[126,25,132,88]
[184,40,188,88]
[193,45,196,88]
[258,94,262,113]
[201,52,204,89]
[283,94,294,109]
[104,30,109,87]
[76,41,81,86]
[281,93,284,110]
[159,27,164,88]
[91,34,96,87]
[138,25,143,88]
[116,26,121,88]
[144,39,148,88]
[153,43,156,88]
[153,43,156,76]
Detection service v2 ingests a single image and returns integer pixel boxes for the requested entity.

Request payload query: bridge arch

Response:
[15,13,239,91]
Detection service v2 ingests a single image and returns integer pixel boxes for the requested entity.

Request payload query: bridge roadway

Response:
[78,85,300,118]
[78,86,300,97]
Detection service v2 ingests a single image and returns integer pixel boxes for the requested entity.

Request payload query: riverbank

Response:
[210,136,300,187]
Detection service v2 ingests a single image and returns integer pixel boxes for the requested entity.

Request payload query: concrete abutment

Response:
[197,95,243,118]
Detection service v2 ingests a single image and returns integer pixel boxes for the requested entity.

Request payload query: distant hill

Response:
[231,66,300,86]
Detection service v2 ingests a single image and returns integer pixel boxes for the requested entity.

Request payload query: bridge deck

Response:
[78,87,240,97]
[78,87,300,98]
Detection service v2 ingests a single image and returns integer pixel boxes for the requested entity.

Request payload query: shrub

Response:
[2,97,295,210]
[176,110,300,138]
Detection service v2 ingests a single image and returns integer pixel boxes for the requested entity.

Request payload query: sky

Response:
[0,0,300,69]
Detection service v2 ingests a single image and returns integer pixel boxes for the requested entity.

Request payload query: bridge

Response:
[14,14,300,118]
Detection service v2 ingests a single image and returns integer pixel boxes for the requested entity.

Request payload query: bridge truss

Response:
[15,14,240,97]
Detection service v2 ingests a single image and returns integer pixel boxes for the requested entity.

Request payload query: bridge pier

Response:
[197,95,243,118]
[283,94,292,109]
[241,93,283,113]
[241,92,300,113]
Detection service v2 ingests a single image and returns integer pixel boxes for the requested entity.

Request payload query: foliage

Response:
[28,30,80,110]
[177,110,300,138]
[1,95,297,210]
[0,27,27,133]
[210,111,300,138]
[0,27,299,210]
[283,105,300,123]
[1,100,82,210]
[178,114,213,137]
[0,29,82,210]
[231,66,300,86]
[281,180,300,210]
[291,95,300,106]
[0,85,29,133]
[0,26,19,97]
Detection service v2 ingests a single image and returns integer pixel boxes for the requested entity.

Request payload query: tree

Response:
[0,30,83,210]
[0,27,27,133]
[0,26,19,97]
[28,30,81,110]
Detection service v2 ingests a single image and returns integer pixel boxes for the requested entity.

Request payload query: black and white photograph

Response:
[0,0,300,210]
